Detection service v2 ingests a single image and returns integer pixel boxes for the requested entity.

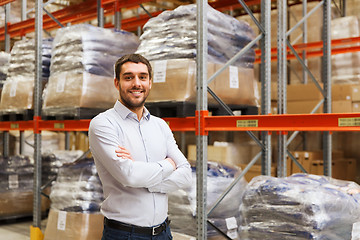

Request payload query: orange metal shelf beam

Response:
[0,0,15,6]
[38,119,90,132]
[0,120,34,131]
[164,113,360,132]
[1,113,360,132]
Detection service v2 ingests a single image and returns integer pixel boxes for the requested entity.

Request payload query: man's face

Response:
[115,61,152,111]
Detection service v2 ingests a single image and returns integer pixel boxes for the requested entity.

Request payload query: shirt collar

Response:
[114,100,150,121]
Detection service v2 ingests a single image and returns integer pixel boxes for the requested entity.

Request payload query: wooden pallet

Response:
[0,109,34,121]
[42,107,107,120]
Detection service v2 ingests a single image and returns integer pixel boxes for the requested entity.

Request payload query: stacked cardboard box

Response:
[287,150,357,181]
[287,83,360,113]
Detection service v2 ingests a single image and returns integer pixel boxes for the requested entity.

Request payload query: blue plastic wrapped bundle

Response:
[50,24,140,77]
[168,161,247,238]
[0,155,34,192]
[49,158,104,213]
[136,4,256,68]
[0,51,10,82]
[240,174,360,240]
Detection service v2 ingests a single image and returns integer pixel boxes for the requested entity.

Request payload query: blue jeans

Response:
[101,223,173,240]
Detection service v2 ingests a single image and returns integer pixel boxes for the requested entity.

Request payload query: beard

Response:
[119,87,149,110]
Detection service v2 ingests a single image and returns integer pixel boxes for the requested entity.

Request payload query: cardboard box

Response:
[332,84,360,101]
[44,209,104,240]
[0,189,50,218]
[287,100,323,114]
[332,100,353,113]
[352,102,360,112]
[148,59,259,106]
[332,158,357,181]
[238,164,276,182]
[287,83,324,101]
[188,144,241,166]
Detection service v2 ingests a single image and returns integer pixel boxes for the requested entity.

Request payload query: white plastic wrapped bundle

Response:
[50,24,140,77]
[168,162,247,238]
[0,38,53,111]
[49,158,104,213]
[136,4,256,68]
[240,174,360,240]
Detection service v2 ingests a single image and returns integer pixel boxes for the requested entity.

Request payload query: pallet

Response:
[145,101,258,118]
[0,109,34,121]
[42,107,107,120]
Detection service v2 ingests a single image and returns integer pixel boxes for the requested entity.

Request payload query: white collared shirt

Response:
[89,100,192,227]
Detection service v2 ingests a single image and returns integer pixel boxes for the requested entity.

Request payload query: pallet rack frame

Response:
[0,0,359,239]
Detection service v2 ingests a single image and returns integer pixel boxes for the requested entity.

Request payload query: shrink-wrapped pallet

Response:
[331,16,360,84]
[43,24,140,113]
[240,174,360,240]
[0,155,50,218]
[168,162,247,239]
[0,38,53,112]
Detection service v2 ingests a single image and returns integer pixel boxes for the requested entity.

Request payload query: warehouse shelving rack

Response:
[1,0,360,239]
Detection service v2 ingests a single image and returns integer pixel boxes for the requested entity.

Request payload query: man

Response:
[89,54,192,240]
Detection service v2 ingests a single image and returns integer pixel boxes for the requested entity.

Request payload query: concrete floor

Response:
[0,217,47,240]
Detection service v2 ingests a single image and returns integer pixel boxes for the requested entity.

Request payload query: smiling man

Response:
[88,54,192,240]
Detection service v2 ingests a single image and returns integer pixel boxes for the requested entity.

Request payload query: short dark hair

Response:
[114,54,152,80]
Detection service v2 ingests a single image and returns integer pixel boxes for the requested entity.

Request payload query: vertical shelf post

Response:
[196,0,208,239]
[322,0,332,176]
[277,0,288,177]
[32,0,43,237]
[260,0,272,176]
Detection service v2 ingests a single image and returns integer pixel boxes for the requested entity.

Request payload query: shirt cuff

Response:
[158,159,174,179]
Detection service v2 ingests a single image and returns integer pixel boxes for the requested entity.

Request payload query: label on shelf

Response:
[236,119,258,128]
[338,117,360,127]
[54,123,65,129]
[8,174,19,189]
[229,66,239,89]
[10,123,19,129]
[153,60,167,83]
[57,211,67,231]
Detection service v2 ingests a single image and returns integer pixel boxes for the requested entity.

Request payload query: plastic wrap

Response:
[43,24,139,112]
[168,161,247,238]
[136,4,256,68]
[331,16,360,84]
[0,155,34,191]
[0,38,53,111]
[49,24,140,77]
[42,150,84,183]
[49,158,104,213]
[240,174,360,240]
[0,51,10,82]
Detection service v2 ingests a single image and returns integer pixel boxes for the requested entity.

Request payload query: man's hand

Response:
[115,146,134,161]
[166,158,176,170]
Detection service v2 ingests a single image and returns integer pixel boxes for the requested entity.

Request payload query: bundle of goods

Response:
[44,157,104,240]
[169,161,247,239]
[136,4,256,68]
[0,51,10,83]
[49,157,104,213]
[136,4,259,108]
[240,173,360,239]
[0,155,50,218]
[0,38,53,112]
[42,150,84,185]
[331,16,360,84]
[42,24,140,114]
